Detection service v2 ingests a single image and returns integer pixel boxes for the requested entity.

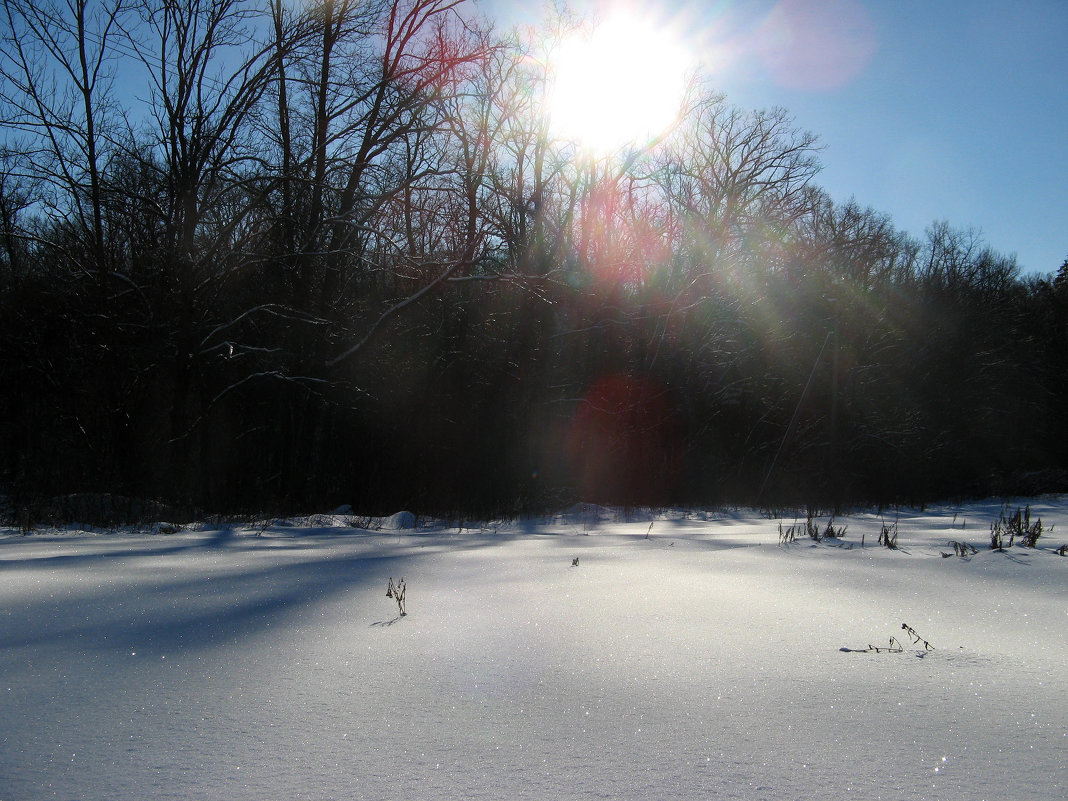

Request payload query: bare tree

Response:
[276,0,491,362]
[0,0,131,272]
[123,0,278,292]
[659,90,821,283]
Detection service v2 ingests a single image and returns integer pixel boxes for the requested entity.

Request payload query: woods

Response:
[1,0,1066,517]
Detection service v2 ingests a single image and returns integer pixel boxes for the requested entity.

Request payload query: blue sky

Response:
[485,0,1067,276]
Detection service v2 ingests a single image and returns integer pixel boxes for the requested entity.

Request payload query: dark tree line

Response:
[1,0,1065,518]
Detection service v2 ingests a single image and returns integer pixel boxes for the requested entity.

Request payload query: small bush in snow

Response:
[948,540,977,557]
[878,519,899,549]
[779,515,818,543]
[386,577,407,616]
[989,519,1005,551]
[778,515,845,544]
[1013,505,1047,548]
[805,517,821,541]
[989,505,1047,550]
[822,519,847,539]
[778,520,801,543]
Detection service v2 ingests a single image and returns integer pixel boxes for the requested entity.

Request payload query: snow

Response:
[1,500,1065,800]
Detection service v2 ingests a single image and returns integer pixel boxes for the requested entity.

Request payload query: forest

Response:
[1,0,1066,518]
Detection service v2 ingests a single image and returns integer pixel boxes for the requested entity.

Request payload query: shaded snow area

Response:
[1,500,1066,800]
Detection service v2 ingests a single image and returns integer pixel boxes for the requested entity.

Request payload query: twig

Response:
[901,623,933,650]
[866,636,903,654]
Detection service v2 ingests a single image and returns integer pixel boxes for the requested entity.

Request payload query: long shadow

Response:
[0,514,782,662]
[0,542,418,655]
[0,523,381,567]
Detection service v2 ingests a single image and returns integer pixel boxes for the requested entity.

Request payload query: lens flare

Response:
[755,0,876,90]
[567,372,683,503]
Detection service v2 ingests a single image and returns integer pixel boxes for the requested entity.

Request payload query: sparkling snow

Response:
[1,500,1065,800]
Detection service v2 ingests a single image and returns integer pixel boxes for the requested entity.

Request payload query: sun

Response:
[547,14,693,154]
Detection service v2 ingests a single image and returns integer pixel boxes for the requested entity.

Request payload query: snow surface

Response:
[1,500,1065,800]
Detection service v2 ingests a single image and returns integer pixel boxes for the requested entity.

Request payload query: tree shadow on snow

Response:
[0,541,420,656]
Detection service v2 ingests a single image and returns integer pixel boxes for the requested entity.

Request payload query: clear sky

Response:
[483,0,1067,276]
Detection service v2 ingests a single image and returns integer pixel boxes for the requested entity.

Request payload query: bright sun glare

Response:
[547,14,692,154]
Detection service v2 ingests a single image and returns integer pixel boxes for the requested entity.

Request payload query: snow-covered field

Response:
[1,499,1065,801]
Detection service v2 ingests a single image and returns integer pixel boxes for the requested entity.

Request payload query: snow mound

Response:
[381,510,416,530]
